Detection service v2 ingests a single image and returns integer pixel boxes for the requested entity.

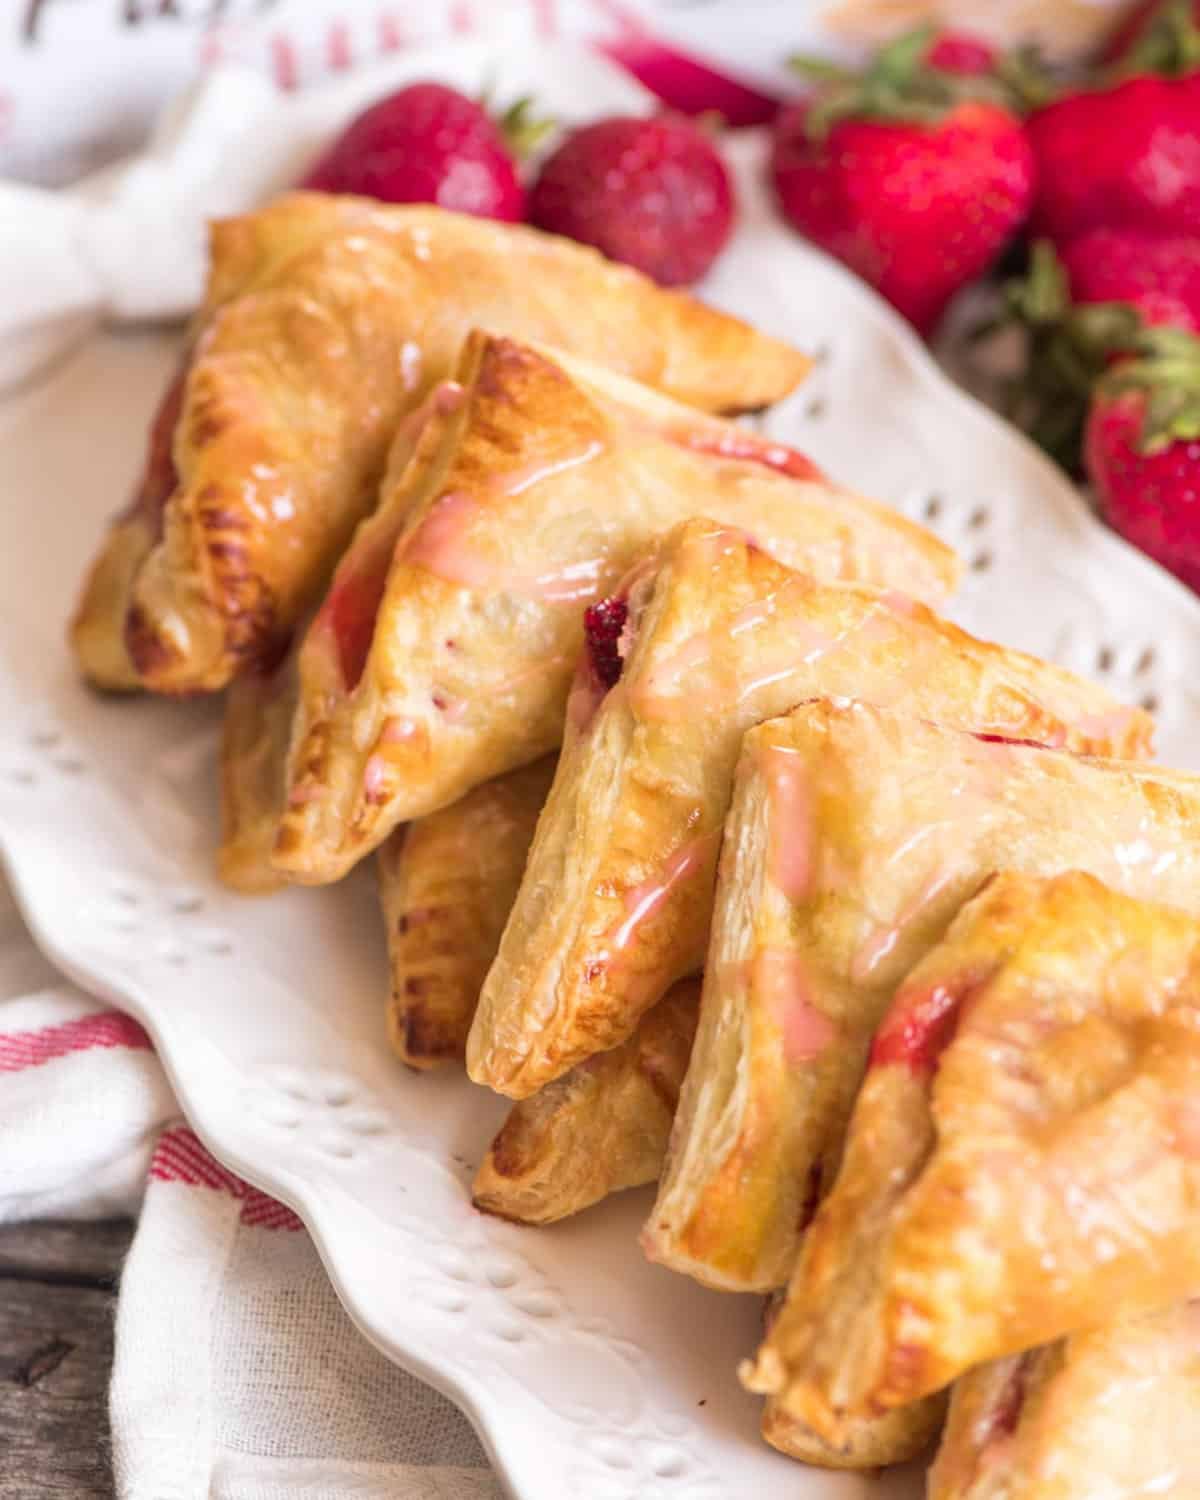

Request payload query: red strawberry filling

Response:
[983,1353,1032,1447]
[973,732,1059,750]
[869,981,963,1075]
[322,520,401,691]
[584,596,629,689]
[669,425,823,481]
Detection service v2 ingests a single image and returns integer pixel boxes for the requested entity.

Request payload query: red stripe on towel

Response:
[151,1126,304,1231]
[0,1011,151,1073]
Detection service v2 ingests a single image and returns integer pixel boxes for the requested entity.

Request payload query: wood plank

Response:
[0,1219,133,1284]
[0,1224,130,1500]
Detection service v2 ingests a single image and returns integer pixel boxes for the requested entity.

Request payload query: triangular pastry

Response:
[271,334,959,884]
[218,637,304,895]
[468,521,1153,1101]
[762,1388,943,1471]
[472,978,699,1224]
[649,703,1191,1294]
[747,870,1200,1435]
[930,1305,1200,1499]
[378,756,555,1069]
[71,193,811,694]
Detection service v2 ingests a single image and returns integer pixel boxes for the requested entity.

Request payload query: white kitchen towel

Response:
[0,0,1132,392]
[0,879,500,1500]
[0,43,655,394]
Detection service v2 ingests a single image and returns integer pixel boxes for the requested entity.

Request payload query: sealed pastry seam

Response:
[70,194,812,696]
[647,700,1176,1296]
[271,332,957,885]
[469,519,1152,1104]
[472,978,700,1225]
[748,865,1200,1439]
[378,755,556,1069]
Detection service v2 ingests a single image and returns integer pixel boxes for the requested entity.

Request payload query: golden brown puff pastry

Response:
[214,412,434,892]
[747,870,1200,1437]
[378,756,555,1069]
[759,1292,946,1469]
[270,333,958,884]
[930,1305,1200,1500]
[468,519,1152,1102]
[471,978,699,1224]
[763,1392,943,1470]
[71,194,811,696]
[647,702,1183,1296]
[218,642,300,894]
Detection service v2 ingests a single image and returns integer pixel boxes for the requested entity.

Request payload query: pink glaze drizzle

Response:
[320,383,466,692]
[668,425,823,482]
[363,754,388,802]
[759,744,814,904]
[605,834,715,957]
[401,440,606,599]
[753,948,835,1064]
[850,864,963,984]
[1172,1099,1200,1159]
[380,715,419,745]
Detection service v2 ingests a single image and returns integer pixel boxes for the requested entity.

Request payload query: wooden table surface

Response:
[0,1219,133,1500]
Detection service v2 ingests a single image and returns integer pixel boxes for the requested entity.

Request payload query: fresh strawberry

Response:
[989,235,1200,468]
[1085,327,1200,591]
[1026,71,1200,245]
[1061,229,1200,335]
[771,29,1034,336]
[303,82,545,221]
[1103,0,1200,73]
[926,32,998,75]
[528,115,734,286]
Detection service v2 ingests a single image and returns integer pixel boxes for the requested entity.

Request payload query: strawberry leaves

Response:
[1101,326,1200,452]
[1112,0,1200,79]
[790,26,1024,139]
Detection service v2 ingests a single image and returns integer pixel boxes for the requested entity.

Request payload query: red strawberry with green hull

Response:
[990,236,1200,468]
[1060,229,1200,335]
[1086,327,1200,592]
[1025,71,1200,245]
[770,29,1035,337]
[303,82,545,221]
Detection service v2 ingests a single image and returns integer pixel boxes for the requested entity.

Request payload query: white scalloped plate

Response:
[5,122,1200,1500]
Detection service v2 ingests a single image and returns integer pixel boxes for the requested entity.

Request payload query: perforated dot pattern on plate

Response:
[903,489,1000,577]
[86,877,236,967]
[247,1065,393,1162]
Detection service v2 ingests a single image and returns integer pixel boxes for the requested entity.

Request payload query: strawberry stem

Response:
[1101,326,1200,452]
[498,96,556,160]
[979,241,1148,470]
[791,25,1029,138]
[1113,0,1200,78]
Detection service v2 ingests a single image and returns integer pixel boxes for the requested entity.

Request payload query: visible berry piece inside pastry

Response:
[746,870,1200,1439]
[645,699,1196,1296]
[472,978,699,1224]
[930,1305,1200,1499]
[70,194,812,696]
[468,519,1151,1102]
[378,755,556,1069]
[272,332,958,885]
